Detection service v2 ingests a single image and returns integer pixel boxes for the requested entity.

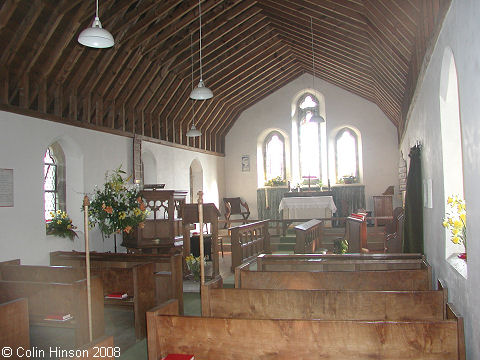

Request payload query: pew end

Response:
[147,299,180,360]
[446,303,466,360]
[201,275,223,316]
[0,298,29,360]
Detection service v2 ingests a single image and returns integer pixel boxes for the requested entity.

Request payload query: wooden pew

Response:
[201,278,447,321]
[0,298,29,360]
[293,219,323,253]
[256,253,428,272]
[235,261,432,290]
[147,299,464,360]
[49,256,155,340]
[0,265,104,347]
[59,335,115,360]
[230,220,271,271]
[50,251,183,313]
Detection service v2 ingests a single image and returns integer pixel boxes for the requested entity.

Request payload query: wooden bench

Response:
[59,335,115,360]
[0,298,29,360]
[235,261,432,291]
[147,298,465,360]
[49,253,156,340]
[0,264,104,347]
[50,251,183,314]
[201,277,447,321]
[256,253,428,272]
[293,219,323,253]
[230,220,271,271]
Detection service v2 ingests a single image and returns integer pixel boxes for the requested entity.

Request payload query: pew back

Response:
[200,286,446,321]
[230,220,271,271]
[0,264,86,283]
[256,253,428,272]
[147,299,461,360]
[235,267,431,290]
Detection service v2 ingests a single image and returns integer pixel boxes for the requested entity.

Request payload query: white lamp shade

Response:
[186,124,202,137]
[78,17,114,48]
[189,80,213,100]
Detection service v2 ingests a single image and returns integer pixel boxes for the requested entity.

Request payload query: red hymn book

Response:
[162,355,195,360]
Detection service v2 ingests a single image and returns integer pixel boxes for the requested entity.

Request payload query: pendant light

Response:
[309,16,324,123]
[189,0,213,100]
[78,0,114,49]
[187,33,202,138]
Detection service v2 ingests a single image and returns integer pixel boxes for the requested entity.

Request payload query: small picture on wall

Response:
[241,155,250,172]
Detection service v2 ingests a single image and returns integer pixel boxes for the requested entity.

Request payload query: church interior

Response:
[0,0,479,359]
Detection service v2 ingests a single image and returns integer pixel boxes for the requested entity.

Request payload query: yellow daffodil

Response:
[452,236,460,244]
[460,213,466,223]
[442,221,448,228]
[57,220,62,224]
[447,196,453,204]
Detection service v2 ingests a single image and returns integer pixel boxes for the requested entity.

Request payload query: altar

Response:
[279,196,337,224]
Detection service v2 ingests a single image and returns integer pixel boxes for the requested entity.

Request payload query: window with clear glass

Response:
[44,147,58,221]
[335,128,359,183]
[264,131,285,181]
[298,93,322,179]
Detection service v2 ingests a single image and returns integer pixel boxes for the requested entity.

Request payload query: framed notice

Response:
[241,155,250,172]
[0,168,14,207]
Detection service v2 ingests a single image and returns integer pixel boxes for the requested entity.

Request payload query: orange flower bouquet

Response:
[86,166,148,237]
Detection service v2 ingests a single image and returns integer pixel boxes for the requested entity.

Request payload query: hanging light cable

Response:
[78,0,114,48]
[309,16,324,123]
[187,33,202,137]
[190,0,213,100]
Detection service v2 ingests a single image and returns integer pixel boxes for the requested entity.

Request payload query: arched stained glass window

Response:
[298,93,322,179]
[44,147,58,221]
[264,131,285,181]
[44,143,66,221]
[335,128,359,182]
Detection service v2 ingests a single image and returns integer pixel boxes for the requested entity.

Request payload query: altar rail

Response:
[230,220,271,271]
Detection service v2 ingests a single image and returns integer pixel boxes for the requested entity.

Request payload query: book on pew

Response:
[105,292,128,299]
[162,355,194,360]
[44,313,73,321]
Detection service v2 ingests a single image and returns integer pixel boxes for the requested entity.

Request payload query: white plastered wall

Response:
[225,74,399,218]
[399,1,479,357]
[0,110,224,265]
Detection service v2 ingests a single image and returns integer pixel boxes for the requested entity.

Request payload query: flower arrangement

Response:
[185,254,205,282]
[264,176,286,187]
[46,210,78,240]
[87,166,148,237]
[442,195,466,255]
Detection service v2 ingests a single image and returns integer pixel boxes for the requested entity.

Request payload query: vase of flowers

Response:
[442,195,466,259]
[46,210,78,240]
[86,166,148,248]
[185,254,205,282]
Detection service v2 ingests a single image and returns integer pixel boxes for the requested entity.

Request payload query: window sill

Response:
[446,253,467,279]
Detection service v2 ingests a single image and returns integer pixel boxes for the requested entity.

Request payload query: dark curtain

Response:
[403,145,423,253]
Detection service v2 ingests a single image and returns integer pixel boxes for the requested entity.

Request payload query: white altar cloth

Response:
[279,196,337,220]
